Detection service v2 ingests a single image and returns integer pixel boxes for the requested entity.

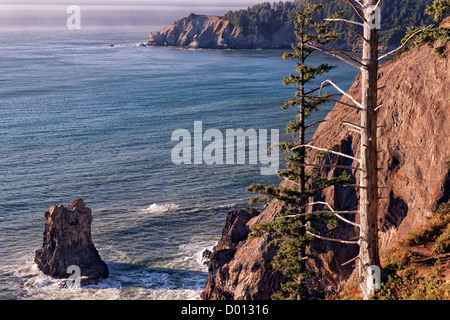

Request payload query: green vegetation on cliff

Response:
[336,202,450,300]
[399,0,450,58]
[222,0,440,48]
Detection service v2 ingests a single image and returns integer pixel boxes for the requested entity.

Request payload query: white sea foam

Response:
[106,43,145,48]
[8,257,204,300]
[141,203,180,215]
[167,239,215,272]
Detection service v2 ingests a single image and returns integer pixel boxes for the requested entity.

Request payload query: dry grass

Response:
[333,202,450,300]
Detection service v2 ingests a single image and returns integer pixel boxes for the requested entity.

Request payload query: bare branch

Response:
[282,177,299,186]
[343,121,365,130]
[310,201,360,227]
[374,0,383,10]
[348,128,362,135]
[279,211,359,219]
[342,184,366,189]
[374,104,382,111]
[320,79,363,110]
[353,0,364,7]
[324,18,364,27]
[299,256,309,261]
[306,230,360,244]
[304,82,331,96]
[305,120,326,129]
[342,0,366,22]
[341,255,360,266]
[378,25,433,61]
[324,18,366,42]
[324,98,363,111]
[292,144,361,163]
[299,163,363,172]
[306,201,330,208]
[305,42,364,69]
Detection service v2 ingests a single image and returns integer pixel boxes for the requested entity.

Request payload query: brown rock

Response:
[202,42,449,299]
[301,41,449,292]
[34,199,109,286]
[201,207,284,300]
[147,15,295,49]
[440,16,450,28]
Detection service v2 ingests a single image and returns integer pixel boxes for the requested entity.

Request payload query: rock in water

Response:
[201,208,283,300]
[34,199,109,286]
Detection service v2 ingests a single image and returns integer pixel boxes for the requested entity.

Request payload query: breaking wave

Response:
[141,203,180,215]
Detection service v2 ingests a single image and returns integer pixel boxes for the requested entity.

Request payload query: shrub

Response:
[403,203,450,246]
[433,224,450,254]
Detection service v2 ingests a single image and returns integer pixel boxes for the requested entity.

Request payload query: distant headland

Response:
[142,1,436,51]
[144,14,296,50]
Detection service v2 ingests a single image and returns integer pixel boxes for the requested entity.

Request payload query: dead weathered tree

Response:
[358,0,382,299]
[290,0,383,299]
[287,0,428,299]
[249,0,431,299]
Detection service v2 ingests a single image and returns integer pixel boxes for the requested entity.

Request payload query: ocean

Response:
[0,9,358,300]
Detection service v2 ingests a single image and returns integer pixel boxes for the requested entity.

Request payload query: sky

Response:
[0,0,262,10]
[0,0,264,27]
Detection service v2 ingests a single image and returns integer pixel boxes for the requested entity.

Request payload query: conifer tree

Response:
[426,0,450,22]
[249,0,434,300]
[274,0,433,299]
[399,0,450,58]
[247,4,353,300]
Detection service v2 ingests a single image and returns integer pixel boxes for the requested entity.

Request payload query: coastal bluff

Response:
[202,41,450,299]
[34,199,109,286]
[146,14,295,49]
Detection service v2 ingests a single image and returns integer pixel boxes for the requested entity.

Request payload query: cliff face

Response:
[315,42,450,249]
[147,15,295,49]
[201,207,284,300]
[202,42,450,299]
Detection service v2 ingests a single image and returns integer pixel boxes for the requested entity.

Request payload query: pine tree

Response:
[249,0,435,301]
[294,0,433,299]
[399,0,450,58]
[426,0,450,22]
[247,4,352,300]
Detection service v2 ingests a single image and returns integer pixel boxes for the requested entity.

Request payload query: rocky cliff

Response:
[201,207,283,300]
[146,15,295,49]
[202,42,449,299]
[35,199,109,286]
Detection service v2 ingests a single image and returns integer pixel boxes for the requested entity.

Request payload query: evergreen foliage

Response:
[426,0,450,21]
[247,4,353,300]
[221,0,436,48]
[398,0,450,58]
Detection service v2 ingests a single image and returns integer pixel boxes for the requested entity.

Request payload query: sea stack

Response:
[34,199,109,286]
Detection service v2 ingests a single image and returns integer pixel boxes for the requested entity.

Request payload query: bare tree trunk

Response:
[297,0,429,299]
[296,48,307,301]
[358,1,381,299]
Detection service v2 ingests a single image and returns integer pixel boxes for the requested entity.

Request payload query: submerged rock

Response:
[34,199,109,286]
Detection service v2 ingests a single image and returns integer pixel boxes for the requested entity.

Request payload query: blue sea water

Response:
[0,18,358,299]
